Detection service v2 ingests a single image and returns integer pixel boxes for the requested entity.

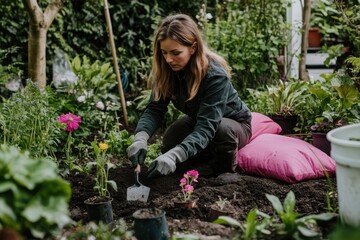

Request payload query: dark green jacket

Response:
[135,61,252,159]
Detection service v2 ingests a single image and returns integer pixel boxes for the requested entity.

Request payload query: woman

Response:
[127,14,252,178]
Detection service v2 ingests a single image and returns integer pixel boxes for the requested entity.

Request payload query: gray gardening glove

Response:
[127,131,150,166]
[147,146,187,178]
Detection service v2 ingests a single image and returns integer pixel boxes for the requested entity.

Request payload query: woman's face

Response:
[160,38,196,71]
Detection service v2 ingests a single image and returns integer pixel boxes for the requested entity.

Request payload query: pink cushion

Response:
[237,134,336,183]
[250,112,282,141]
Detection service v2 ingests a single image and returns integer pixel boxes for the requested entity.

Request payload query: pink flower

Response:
[185,170,199,179]
[179,169,199,202]
[96,101,105,110]
[58,113,81,132]
[180,177,186,186]
[184,185,194,193]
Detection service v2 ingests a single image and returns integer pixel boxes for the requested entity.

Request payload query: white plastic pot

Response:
[327,123,360,227]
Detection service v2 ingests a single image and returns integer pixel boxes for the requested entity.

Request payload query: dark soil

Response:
[66,161,338,239]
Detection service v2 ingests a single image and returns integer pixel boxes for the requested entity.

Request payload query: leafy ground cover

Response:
[66,161,338,239]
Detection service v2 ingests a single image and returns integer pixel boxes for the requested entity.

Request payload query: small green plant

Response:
[267,79,309,116]
[215,196,231,211]
[144,138,163,166]
[106,128,132,157]
[214,191,337,239]
[0,144,72,239]
[266,190,337,238]
[245,79,310,117]
[63,220,133,240]
[87,141,117,197]
[69,55,117,97]
[214,209,271,240]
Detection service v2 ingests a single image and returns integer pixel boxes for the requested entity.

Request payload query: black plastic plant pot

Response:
[133,208,170,240]
[84,196,113,224]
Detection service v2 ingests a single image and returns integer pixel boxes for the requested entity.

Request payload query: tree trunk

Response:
[22,0,66,89]
[299,0,311,81]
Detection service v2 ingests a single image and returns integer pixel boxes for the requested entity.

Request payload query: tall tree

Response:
[22,0,66,88]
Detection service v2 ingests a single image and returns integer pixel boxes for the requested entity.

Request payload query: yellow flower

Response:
[99,143,109,151]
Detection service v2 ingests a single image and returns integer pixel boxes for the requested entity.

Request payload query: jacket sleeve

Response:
[135,91,170,137]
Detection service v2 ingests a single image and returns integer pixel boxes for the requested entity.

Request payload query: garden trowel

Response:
[126,164,150,202]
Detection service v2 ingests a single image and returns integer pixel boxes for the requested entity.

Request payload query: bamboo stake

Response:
[103,0,129,127]
[299,0,311,81]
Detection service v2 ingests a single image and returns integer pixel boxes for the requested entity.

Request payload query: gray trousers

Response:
[161,115,252,174]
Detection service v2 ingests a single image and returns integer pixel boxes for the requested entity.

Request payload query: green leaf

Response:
[283,191,296,213]
[0,198,16,222]
[0,182,20,197]
[213,216,242,227]
[91,141,100,156]
[297,225,320,237]
[266,193,284,214]
[297,212,337,222]
[107,180,118,192]
[72,55,81,71]
[244,209,257,238]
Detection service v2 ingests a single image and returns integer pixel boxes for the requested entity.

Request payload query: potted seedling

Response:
[84,141,117,224]
[266,79,309,134]
[172,170,199,209]
[208,196,236,222]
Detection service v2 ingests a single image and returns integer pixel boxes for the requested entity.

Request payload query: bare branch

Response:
[44,0,66,28]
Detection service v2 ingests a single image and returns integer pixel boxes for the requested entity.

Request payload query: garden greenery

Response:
[0,144,72,239]
[61,220,133,240]
[86,141,117,197]
[214,191,337,239]
[0,82,62,160]
[1,1,360,238]
[201,0,291,92]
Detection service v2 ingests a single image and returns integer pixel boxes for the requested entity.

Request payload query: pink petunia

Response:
[58,113,81,132]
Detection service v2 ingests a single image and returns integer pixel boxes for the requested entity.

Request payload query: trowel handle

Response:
[134,164,141,185]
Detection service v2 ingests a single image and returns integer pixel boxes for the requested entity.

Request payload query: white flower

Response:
[96,101,105,110]
[5,79,21,92]
[206,13,213,20]
[77,96,86,103]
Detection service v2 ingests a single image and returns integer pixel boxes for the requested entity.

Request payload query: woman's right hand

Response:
[126,131,149,166]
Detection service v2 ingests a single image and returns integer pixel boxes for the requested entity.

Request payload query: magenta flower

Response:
[58,113,81,132]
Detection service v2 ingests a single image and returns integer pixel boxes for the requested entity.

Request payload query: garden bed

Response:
[66,163,337,239]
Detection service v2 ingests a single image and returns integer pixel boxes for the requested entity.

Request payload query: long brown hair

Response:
[150,14,231,101]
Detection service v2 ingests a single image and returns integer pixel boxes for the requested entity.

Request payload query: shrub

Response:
[0,144,72,239]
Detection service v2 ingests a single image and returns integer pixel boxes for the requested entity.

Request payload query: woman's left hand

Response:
[147,146,187,178]
[147,153,176,178]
